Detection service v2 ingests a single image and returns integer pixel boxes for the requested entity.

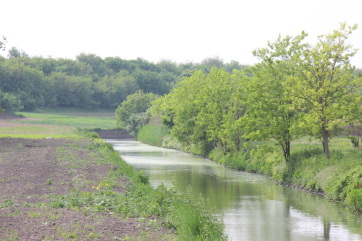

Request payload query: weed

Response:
[88,232,100,239]
[3,230,20,241]
[28,211,42,218]
[1,199,14,208]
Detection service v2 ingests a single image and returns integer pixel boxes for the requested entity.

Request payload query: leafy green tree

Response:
[55,58,92,76]
[224,60,246,73]
[153,68,247,154]
[130,58,161,72]
[131,69,171,95]
[76,53,108,79]
[242,33,308,161]
[104,57,133,73]
[0,36,6,51]
[0,91,24,111]
[8,47,28,58]
[49,72,95,108]
[286,23,361,159]
[198,57,224,73]
[1,60,48,110]
[157,59,181,76]
[115,90,158,134]
[94,71,139,108]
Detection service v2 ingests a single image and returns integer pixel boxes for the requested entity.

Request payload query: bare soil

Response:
[0,121,172,240]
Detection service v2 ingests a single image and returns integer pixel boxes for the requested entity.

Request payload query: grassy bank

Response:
[137,123,362,213]
[0,111,226,240]
[64,136,226,240]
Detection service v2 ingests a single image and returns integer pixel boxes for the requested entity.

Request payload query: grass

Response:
[0,110,226,240]
[15,111,117,129]
[0,124,77,138]
[137,123,170,146]
[0,109,117,138]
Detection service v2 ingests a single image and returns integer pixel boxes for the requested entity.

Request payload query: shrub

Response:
[346,189,362,212]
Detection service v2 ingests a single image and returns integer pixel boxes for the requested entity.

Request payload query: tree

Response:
[104,57,133,73]
[199,57,224,73]
[286,23,361,159]
[157,59,181,76]
[49,72,95,108]
[115,90,158,134]
[131,69,171,95]
[94,71,139,108]
[241,33,308,162]
[1,60,48,110]
[76,53,108,78]
[152,68,247,155]
[0,36,6,51]
[8,47,28,58]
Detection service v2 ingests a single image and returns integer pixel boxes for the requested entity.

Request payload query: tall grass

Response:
[137,123,170,146]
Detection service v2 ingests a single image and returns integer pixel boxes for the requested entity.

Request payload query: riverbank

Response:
[0,115,226,240]
[0,137,173,240]
[137,123,362,213]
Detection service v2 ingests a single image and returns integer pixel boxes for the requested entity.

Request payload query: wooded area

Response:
[0,44,245,112]
[150,24,362,160]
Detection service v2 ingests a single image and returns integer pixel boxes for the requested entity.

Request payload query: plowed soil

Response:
[0,119,172,240]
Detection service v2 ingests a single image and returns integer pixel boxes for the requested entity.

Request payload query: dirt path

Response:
[0,135,171,240]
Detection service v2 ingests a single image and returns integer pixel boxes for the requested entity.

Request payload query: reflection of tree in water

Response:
[323,219,330,240]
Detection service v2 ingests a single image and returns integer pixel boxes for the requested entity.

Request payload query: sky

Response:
[1,0,361,67]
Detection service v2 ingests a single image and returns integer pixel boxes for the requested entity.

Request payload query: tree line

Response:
[0,41,246,112]
[145,23,362,160]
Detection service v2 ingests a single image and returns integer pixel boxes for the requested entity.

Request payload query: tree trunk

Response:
[322,126,331,159]
[283,140,291,162]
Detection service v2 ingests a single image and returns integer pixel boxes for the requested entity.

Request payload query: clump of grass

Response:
[1,199,14,208]
[137,123,169,146]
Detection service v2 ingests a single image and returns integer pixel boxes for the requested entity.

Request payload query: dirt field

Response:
[0,118,172,240]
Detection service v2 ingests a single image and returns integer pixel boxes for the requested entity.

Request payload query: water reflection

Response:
[108,140,362,241]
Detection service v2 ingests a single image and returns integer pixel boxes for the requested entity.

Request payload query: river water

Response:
[108,139,362,241]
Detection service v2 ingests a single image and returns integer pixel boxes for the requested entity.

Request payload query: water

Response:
[108,139,362,241]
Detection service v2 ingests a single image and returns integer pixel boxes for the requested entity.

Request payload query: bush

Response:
[346,188,362,211]
[137,123,169,146]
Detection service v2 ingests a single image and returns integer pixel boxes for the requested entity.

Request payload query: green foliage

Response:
[8,47,28,58]
[348,135,360,148]
[153,68,247,155]
[242,33,308,162]
[115,90,158,134]
[165,189,226,240]
[0,51,246,113]
[285,23,361,159]
[0,91,23,111]
[0,36,6,51]
[346,188,362,211]
[137,122,170,146]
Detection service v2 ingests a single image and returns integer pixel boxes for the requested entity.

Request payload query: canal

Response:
[108,139,362,241]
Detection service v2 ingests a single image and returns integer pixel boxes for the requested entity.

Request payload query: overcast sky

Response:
[1,0,361,67]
